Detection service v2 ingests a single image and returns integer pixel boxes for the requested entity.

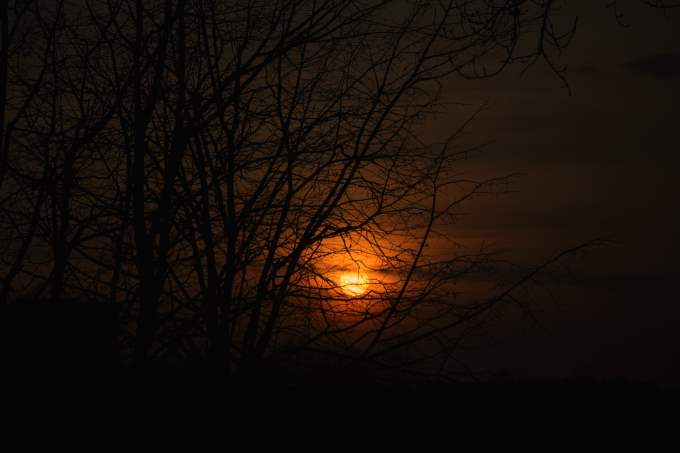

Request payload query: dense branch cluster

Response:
[0,0,650,376]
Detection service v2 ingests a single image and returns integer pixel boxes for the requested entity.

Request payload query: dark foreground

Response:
[2,362,678,448]
[1,301,677,446]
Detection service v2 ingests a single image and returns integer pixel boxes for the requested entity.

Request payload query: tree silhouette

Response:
[0,0,672,380]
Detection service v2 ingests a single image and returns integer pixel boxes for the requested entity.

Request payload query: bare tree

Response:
[0,0,672,380]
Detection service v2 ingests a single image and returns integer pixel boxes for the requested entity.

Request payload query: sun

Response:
[338,272,369,297]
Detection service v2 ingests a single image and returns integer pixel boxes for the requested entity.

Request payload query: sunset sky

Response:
[3,0,678,387]
[428,2,680,384]
[6,3,680,440]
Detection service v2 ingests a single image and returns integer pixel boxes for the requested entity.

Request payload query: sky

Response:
[5,0,677,387]
[427,2,680,384]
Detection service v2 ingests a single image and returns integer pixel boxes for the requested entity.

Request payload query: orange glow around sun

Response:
[338,272,369,297]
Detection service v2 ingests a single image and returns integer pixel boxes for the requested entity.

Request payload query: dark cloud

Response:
[623,52,680,79]
[574,63,599,74]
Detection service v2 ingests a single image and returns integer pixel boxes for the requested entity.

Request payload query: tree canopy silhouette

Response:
[0,0,671,379]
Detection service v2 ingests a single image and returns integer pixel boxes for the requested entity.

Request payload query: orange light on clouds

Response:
[338,272,370,297]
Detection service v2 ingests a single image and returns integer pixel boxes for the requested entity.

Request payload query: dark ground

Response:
[3,352,678,448]
[1,300,678,447]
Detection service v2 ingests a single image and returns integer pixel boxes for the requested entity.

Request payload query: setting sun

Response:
[339,272,369,297]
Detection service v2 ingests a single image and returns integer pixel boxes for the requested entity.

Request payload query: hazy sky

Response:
[430,2,680,384]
